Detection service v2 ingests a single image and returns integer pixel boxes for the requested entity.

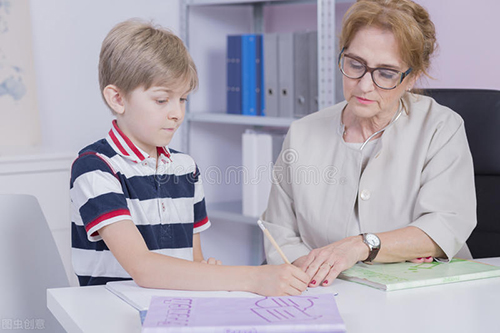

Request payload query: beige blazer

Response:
[262,94,477,264]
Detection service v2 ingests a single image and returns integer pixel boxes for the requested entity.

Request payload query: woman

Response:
[261,0,476,288]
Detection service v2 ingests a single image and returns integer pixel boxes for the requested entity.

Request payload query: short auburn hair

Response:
[99,19,198,112]
[339,0,437,79]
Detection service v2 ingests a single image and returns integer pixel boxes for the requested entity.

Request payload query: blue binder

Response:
[255,34,265,116]
[241,34,257,116]
[227,35,242,114]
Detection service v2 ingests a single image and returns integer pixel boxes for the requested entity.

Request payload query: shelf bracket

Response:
[253,3,264,34]
[318,0,337,109]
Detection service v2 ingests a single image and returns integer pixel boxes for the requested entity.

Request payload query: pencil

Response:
[257,219,291,264]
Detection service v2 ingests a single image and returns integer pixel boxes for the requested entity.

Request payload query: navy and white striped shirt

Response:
[71,121,210,286]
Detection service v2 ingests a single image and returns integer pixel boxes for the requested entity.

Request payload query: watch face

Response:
[365,234,380,247]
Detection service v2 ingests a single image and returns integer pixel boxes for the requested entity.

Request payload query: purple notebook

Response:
[142,293,345,332]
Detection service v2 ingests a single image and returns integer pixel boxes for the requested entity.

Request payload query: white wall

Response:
[30,0,182,154]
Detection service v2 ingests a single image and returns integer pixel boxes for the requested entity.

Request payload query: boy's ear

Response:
[103,85,126,114]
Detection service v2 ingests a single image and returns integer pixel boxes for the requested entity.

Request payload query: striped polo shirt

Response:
[71,120,210,286]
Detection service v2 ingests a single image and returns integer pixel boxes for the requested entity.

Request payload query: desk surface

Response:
[48,258,500,333]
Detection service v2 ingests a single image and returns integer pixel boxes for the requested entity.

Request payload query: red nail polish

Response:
[311,280,316,285]
[426,256,432,260]
[417,258,422,260]
[323,280,328,285]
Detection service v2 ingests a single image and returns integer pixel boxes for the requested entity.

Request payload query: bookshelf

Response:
[180,0,351,225]
[207,200,256,225]
[187,112,295,127]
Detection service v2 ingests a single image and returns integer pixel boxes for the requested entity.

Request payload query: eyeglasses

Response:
[338,48,412,90]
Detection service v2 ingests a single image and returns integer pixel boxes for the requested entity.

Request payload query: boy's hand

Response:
[251,264,309,296]
[201,257,222,265]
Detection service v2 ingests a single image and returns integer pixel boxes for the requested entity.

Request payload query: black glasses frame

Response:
[338,48,412,90]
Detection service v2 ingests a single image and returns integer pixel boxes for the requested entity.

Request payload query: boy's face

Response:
[116,81,190,158]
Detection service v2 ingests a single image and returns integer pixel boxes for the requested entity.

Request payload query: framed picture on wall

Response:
[0,0,41,150]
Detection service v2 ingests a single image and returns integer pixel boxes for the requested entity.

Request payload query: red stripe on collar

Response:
[111,120,146,162]
[108,127,129,156]
[157,146,172,161]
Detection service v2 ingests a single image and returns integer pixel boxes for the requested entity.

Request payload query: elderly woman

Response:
[261,0,476,288]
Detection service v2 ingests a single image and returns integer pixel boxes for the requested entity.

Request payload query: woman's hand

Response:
[251,264,310,296]
[201,257,222,265]
[409,256,434,263]
[293,236,367,288]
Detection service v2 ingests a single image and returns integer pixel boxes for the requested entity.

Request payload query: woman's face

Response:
[342,26,415,120]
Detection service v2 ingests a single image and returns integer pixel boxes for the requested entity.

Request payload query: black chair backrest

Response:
[422,89,500,258]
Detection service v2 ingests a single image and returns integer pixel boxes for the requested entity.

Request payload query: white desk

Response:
[48,258,500,333]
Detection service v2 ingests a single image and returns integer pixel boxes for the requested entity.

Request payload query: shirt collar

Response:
[157,146,172,162]
[106,120,172,163]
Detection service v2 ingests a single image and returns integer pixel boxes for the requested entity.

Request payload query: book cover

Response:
[142,294,345,333]
[339,259,500,291]
[106,280,256,312]
[106,280,258,325]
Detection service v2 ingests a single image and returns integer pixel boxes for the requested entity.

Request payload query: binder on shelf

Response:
[293,31,310,118]
[242,130,285,218]
[263,33,279,118]
[255,34,265,116]
[308,30,319,115]
[277,32,294,118]
[274,31,319,119]
[228,31,317,119]
[241,34,257,116]
[226,35,242,115]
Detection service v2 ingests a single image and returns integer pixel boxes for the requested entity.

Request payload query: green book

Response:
[338,259,500,291]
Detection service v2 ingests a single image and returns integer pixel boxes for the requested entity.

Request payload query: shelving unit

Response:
[207,200,257,225]
[187,112,295,127]
[179,0,351,227]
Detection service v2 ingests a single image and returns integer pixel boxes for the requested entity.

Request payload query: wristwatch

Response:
[361,233,381,263]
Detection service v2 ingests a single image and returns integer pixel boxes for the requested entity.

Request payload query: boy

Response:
[70,19,308,296]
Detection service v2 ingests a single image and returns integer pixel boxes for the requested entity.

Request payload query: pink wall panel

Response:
[416,0,500,90]
[264,1,500,90]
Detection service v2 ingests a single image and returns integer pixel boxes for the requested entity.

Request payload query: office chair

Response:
[0,194,69,332]
[422,89,500,258]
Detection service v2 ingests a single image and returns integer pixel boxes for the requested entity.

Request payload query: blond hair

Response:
[99,19,198,112]
[339,0,437,79]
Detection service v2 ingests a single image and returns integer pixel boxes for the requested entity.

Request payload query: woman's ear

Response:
[407,73,421,92]
[103,85,125,114]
